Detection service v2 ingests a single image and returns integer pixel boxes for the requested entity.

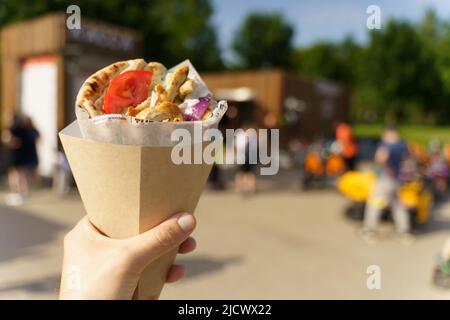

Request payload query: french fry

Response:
[179,79,194,99]
[201,109,212,120]
[165,66,189,102]
[135,101,183,122]
[135,108,170,121]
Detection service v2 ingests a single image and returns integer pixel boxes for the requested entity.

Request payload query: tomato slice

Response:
[103,70,152,114]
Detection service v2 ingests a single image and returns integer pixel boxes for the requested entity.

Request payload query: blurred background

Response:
[1,0,450,299]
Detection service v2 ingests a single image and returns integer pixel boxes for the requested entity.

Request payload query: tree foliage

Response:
[296,9,450,124]
[363,20,443,121]
[0,0,223,71]
[295,37,362,86]
[232,12,294,69]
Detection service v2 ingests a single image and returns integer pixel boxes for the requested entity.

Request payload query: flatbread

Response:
[76,60,196,122]
[76,59,142,117]
[145,62,167,90]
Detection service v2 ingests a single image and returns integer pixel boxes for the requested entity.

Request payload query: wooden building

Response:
[0,13,141,176]
[202,69,350,144]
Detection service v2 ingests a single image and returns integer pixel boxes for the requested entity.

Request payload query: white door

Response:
[21,55,58,178]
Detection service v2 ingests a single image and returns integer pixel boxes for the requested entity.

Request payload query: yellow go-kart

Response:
[337,171,433,228]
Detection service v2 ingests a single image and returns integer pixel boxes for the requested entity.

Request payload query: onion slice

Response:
[183,96,211,121]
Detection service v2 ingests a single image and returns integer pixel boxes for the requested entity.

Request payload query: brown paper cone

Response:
[59,122,212,299]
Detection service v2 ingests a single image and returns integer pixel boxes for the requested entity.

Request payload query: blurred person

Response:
[326,142,346,177]
[60,212,196,299]
[301,139,325,189]
[53,150,73,195]
[426,139,449,200]
[288,138,308,167]
[235,122,256,195]
[359,125,412,244]
[3,113,39,206]
[207,136,225,190]
[335,122,357,171]
[443,143,450,164]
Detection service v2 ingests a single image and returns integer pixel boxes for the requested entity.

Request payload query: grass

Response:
[353,123,450,146]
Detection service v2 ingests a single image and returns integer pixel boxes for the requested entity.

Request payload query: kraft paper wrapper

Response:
[59,121,215,299]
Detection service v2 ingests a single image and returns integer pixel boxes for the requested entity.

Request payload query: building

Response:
[1,13,142,177]
[202,69,350,145]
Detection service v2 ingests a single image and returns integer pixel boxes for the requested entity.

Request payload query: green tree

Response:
[436,24,450,108]
[362,20,443,122]
[295,9,450,124]
[149,0,223,71]
[419,9,450,122]
[232,12,294,69]
[419,9,440,47]
[0,0,223,71]
[295,36,362,86]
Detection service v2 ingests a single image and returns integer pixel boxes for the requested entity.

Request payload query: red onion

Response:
[183,96,211,121]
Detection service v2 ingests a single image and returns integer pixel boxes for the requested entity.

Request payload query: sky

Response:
[211,0,450,61]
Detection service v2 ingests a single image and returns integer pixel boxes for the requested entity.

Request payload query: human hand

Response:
[59,212,196,300]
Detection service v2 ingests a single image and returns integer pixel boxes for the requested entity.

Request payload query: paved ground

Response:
[1,176,450,299]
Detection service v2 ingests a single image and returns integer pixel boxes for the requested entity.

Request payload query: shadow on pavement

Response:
[0,204,65,263]
[417,217,450,235]
[414,200,450,235]
[0,274,59,296]
[177,255,243,279]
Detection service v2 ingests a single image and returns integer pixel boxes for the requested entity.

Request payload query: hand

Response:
[59,212,196,300]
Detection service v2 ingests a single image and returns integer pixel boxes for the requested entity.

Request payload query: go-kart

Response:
[302,151,346,190]
[337,171,433,229]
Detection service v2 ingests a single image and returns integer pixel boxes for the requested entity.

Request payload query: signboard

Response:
[67,19,139,53]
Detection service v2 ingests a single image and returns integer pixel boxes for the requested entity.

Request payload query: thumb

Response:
[127,212,196,268]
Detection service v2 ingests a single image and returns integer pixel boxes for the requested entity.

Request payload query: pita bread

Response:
[76,60,205,123]
[145,62,167,90]
[76,59,144,118]
[179,79,194,99]
[120,59,147,74]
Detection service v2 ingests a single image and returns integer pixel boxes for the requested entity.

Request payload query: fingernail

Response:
[177,213,195,233]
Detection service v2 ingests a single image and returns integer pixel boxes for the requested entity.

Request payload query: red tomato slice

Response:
[103,70,152,114]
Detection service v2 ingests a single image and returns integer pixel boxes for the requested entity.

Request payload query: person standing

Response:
[336,122,357,171]
[4,113,40,206]
[359,125,412,244]
[234,122,257,195]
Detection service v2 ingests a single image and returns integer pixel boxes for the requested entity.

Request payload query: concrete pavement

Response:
[1,186,450,299]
